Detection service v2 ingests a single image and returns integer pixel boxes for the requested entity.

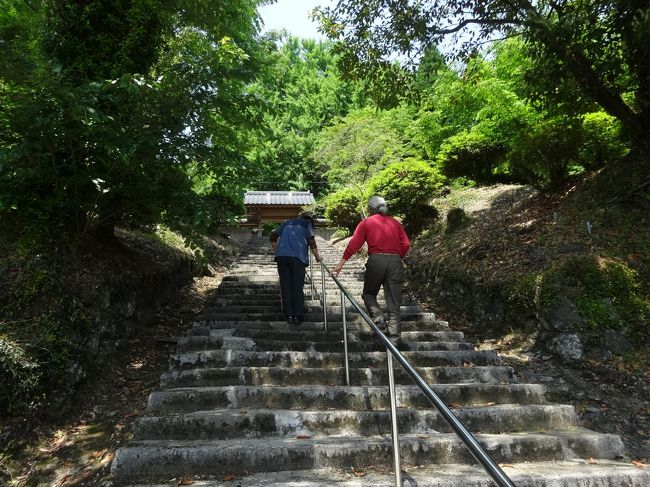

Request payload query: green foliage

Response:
[449,177,477,189]
[508,256,649,342]
[313,107,409,194]
[323,187,364,233]
[245,35,365,192]
[579,112,630,169]
[367,158,445,234]
[508,271,561,317]
[261,222,279,236]
[0,336,42,415]
[1,271,93,417]
[316,0,650,147]
[412,54,535,182]
[508,116,582,187]
[0,0,264,241]
[436,131,508,183]
[565,257,649,339]
[41,0,171,81]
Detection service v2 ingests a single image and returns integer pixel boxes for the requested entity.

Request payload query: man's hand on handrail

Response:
[331,258,346,277]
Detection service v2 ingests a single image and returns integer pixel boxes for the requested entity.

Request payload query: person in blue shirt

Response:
[270,212,321,324]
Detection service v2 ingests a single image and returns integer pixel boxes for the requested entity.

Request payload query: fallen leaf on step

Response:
[449,402,462,408]
[499,463,514,468]
[296,435,311,439]
[632,460,650,468]
[178,476,194,485]
[351,467,365,477]
[223,473,237,481]
[417,434,430,439]
[587,458,597,464]
[239,410,247,414]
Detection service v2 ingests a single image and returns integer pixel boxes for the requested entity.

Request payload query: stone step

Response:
[176,336,466,353]
[132,404,579,440]
[191,320,452,334]
[118,461,650,486]
[183,327,465,344]
[200,304,423,314]
[191,320,455,335]
[170,349,500,369]
[196,311,438,323]
[146,384,549,414]
[158,365,514,388]
[111,432,625,482]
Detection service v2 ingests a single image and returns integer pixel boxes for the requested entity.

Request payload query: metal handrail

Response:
[318,260,517,487]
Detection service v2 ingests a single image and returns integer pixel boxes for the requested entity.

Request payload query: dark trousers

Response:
[276,256,306,319]
[362,254,404,340]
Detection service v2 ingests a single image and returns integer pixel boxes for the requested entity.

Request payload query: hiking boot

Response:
[368,317,387,338]
[373,317,387,331]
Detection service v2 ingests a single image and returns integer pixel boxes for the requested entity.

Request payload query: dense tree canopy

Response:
[0,0,265,240]
[316,0,650,148]
[245,34,365,193]
[0,0,643,244]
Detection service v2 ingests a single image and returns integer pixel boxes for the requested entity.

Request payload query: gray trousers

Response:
[362,254,404,341]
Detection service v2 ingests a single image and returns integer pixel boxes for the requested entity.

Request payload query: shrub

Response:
[0,336,42,415]
[367,158,445,234]
[445,207,471,234]
[508,116,581,187]
[507,256,649,343]
[579,111,629,169]
[436,131,507,183]
[367,159,446,213]
[323,187,364,233]
[261,222,279,236]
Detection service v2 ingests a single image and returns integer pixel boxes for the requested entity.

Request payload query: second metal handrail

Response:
[317,260,516,487]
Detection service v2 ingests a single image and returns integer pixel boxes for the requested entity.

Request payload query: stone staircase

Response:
[111,234,650,486]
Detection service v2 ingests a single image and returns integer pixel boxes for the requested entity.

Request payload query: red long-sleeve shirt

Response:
[343,214,410,260]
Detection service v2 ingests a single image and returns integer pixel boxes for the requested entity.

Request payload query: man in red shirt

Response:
[332,196,410,347]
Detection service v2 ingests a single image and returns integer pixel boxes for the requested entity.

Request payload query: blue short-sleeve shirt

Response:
[274,218,315,265]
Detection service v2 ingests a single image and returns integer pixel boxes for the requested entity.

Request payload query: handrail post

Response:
[387,351,402,486]
[309,253,315,297]
[341,290,349,386]
[320,264,328,331]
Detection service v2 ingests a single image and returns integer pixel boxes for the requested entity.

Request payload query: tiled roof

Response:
[244,191,315,206]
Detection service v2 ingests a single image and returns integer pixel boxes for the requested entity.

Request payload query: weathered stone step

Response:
[192,320,455,335]
[146,384,549,414]
[183,326,465,344]
[191,320,452,334]
[159,365,514,388]
[119,461,650,486]
[133,404,579,440]
[200,304,423,314]
[176,336,468,353]
[197,311,438,323]
[111,432,625,482]
[177,334,460,352]
[170,349,500,370]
